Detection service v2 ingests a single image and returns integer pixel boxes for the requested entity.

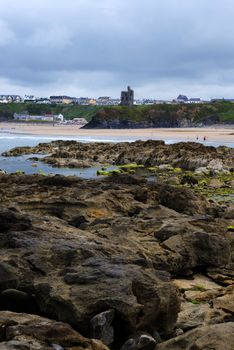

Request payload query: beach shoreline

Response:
[0,122,234,143]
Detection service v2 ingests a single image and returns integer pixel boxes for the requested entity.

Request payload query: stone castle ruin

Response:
[120,86,134,106]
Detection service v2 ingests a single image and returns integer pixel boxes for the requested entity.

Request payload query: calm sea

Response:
[0,132,233,177]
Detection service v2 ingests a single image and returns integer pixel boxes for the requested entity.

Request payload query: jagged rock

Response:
[161,231,230,274]
[207,159,227,173]
[175,302,232,331]
[0,311,108,350]
[3,140,234,172]
[195,167,210,175]
[0,204,180,340]
[173,274,223,292]
[120,333,156,350]
[0,289,39,314]
[154,221,192,242]
[156,184,207,215]
[213,286,234,313]
[174,328,184,336]
[0,170,232,347]
[51,345,64,350]
[157,322,234,350]
[90,309,115,345]
[0,209,31,233]
[208,179,224,188]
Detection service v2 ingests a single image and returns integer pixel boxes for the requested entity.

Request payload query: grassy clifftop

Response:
[84,102,234,128]
[1,101,234,126]
[0,103,102,122]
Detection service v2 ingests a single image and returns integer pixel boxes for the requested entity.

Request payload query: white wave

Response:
[0,133,233,148]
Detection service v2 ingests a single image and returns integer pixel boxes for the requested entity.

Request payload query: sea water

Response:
[0,131,233,176]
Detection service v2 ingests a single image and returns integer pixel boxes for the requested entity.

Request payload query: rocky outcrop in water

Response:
[2,140,234,172]
[0,171,233,349]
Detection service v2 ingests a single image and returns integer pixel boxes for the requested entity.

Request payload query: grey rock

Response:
[120,333,156,350]
[175,328,184,336]
[51,344,64,350]
[90,309,115,345]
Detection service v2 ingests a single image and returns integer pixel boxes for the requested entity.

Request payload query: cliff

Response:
[1,101,234,127]
[83,102,234,129]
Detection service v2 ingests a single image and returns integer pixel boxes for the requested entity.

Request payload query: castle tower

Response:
[120,86,134,106]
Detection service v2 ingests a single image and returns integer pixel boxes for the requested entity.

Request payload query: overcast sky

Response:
[1,0,234,99]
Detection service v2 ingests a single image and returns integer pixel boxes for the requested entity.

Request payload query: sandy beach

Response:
[0,122,234,143]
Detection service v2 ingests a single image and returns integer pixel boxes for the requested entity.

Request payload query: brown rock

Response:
[157,322,234,350]
[0,311,108,350]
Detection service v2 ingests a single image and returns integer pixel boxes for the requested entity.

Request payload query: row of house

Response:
[2,92,232,106]
[0,95,22,103]
[13,113,64,122]
[1,94,204,105]
[174,95,204,104]
[13,112,88,126]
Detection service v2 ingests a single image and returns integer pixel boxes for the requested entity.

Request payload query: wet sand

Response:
[0,122,234,143]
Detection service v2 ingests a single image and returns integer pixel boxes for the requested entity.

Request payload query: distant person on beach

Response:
[203,136,206,141]
[196,136,199,140]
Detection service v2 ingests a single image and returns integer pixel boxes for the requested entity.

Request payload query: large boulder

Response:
[157,322,234,350]
[0,311,108,350]
[161,231,230,274]
[0,206,180,347]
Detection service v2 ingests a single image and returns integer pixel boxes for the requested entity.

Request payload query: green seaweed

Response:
[189,299,201,305]
[192,285,206,292]
[97,170,110,176]
[38,169,46,176]
[147,167,158,172]
[173,167,182,173]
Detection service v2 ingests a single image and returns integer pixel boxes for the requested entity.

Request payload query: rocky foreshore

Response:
[0,141,233,349]
[2,140,234,171]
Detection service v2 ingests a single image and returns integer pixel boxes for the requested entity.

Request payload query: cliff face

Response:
[82,104,231,129]
[83,108,186,128]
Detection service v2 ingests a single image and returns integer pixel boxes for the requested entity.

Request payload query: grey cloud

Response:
[1,0,234,98]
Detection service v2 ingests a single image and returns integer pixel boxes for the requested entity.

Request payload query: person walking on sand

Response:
[203,136,206,141]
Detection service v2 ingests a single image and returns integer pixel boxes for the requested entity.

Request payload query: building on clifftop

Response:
[120,86,134,106]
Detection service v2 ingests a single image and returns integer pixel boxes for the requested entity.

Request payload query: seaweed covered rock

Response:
[3,140,234,172]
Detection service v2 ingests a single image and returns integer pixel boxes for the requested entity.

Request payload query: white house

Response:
[0,95,22,103]
[188,98,202,104]
[13,113,63,122]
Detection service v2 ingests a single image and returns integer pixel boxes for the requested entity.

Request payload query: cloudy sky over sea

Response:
[1,0,234,99]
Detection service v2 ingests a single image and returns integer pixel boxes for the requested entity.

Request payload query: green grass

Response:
[219,110,234,122]
[1,100,234,124]
[0,103,102,122]
[95,101,234,124]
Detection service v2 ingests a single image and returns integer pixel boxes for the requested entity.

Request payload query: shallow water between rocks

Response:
[0,132,233,177]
